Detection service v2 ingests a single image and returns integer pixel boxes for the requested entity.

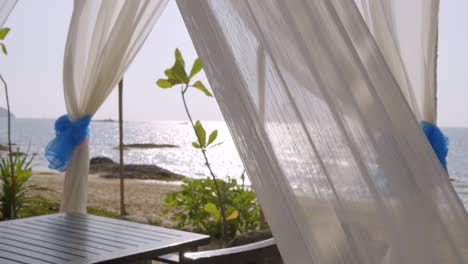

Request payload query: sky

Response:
[0,0,467,126]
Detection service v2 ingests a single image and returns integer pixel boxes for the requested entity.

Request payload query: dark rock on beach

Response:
[89,156,185,181]
[0,145,27,156]
[89,157,115,170]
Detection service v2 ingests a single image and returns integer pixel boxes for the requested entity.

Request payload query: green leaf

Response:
[171,60,189,84]
[192,142,201,148]
[204,202,221,219]
[192,81,212,97]
[175,48,185,67]
[0,43,6,55]
[226,209,239,221]
[163,68,184,86]
[164,69,175,80]
[194,121,206,148]
[189,58,202,78]
[0,28,10,40]
[207,130,218,146]
[156,79,173,88]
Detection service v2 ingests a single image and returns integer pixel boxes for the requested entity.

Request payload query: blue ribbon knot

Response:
[45,114,91,172]
[420,121,449,171]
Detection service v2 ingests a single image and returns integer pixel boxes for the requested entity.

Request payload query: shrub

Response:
[156,48,231,243]
[14,194,120,219]
[0,151,37,219]
[164,177,260,242]
[19,196,59,218]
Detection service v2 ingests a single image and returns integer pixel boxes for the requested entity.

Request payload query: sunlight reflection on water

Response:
[0,118,248,184]
[1,119,468,207]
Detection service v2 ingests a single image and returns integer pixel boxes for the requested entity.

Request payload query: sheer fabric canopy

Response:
[177,0,468,263]
[3,0,467,263]
[61,0,168,212]
[355,0,439,123]
[0,0,16,28]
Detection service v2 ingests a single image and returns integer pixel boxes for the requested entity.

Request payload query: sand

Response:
[29,171,182,227]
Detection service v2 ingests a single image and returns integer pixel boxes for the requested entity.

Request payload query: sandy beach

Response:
[29,171,182,227]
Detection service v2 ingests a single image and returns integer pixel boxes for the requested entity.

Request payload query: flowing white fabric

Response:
[61,0,168,213]
[355,0,439,123]
[0,0,17,28]
[177,1,468,263]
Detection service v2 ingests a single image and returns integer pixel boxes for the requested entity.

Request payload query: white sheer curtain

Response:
[61,0,168,213]
[177,1,468,263]
[355,0,439,123]
[0,0,16,28]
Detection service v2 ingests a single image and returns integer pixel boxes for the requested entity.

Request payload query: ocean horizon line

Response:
[0,116,226,122]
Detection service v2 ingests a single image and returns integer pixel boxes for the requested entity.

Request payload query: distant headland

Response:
[93,118,117,123]
[0,106,15,118]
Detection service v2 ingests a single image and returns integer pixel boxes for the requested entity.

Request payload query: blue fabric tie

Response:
[45,115,91,172]
[420,121,449,171]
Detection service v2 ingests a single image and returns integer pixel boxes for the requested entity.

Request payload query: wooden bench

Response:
[156,238,283,264]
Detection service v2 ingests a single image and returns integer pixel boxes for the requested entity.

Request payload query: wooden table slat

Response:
[0,256,27,264]
[0,243,71,263]
[0,232,101,258]
[65,214,185,238]
[0,239,84,260]
[32,219,152,244]
[39,219,163,243]
[0,249,54,264]
[21,220,141,247]
[61,215,178,239]
[0,228,107,255]
[2,223,123,251]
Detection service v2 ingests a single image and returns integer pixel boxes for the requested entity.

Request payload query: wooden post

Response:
[119,79,126,216]
[257,47,267,230]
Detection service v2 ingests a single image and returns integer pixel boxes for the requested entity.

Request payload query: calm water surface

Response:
[0,118,467,206]
[0,118,245,181]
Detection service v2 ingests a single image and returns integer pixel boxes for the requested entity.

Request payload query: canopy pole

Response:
[257,46,267,230]
[118,78,126,216]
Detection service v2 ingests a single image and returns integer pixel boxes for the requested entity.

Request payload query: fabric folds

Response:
[0,0,17,28]
[354,0,439,123]
[177,0,468,263]
[60,0,168,213]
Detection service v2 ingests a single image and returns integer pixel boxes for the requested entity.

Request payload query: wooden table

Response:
[0,213,210,264]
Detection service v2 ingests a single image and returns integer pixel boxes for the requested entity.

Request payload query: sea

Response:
[0,118,246,182]
[0,118,467,206]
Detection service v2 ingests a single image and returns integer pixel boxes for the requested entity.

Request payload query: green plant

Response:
[0,151,37,220]
[164,177,260,242]
[87,206,120,218]
[19,195,59,218]
[0,28,10,55]
[17,194,119,219]
[156,49,231,243]
[0,27,16,218]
